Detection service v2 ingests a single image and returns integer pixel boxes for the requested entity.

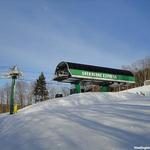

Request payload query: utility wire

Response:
[0,65,60,86]
[18,78,66,86]
[0,65,10,68]
[21,68,53,74]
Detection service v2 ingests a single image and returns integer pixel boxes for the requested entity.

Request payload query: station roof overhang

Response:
[53,61,135,85]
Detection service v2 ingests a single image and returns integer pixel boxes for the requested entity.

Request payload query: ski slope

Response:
[0,92,150,150]
[121,85,150,96]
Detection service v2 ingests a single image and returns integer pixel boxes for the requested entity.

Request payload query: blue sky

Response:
[0,0,150,83]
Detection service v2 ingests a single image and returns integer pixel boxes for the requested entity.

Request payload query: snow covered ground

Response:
[121,85,150,96]
[0,91,150,150]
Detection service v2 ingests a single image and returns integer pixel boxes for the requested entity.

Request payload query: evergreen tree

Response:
[33,72,49,102]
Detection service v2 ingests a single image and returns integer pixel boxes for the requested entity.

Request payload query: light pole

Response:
[7,66,22,114]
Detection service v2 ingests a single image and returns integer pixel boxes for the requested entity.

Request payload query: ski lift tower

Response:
[7,66,23,114]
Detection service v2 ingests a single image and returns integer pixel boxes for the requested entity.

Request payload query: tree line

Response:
[0,72,70,113]
[122,56,150,87]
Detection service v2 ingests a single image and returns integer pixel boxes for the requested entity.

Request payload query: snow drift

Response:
[0,92,150,150]
[121,85,150,96]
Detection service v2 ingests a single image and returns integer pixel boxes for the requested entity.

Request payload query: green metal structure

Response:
[75,83,81,93]
[10,76,16,114]
[8,66,22,115]
[54,61,135,93]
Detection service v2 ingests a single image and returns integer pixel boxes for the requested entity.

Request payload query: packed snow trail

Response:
[0,92,150,150]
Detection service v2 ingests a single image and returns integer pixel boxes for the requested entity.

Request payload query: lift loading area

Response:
[53,61,135,93]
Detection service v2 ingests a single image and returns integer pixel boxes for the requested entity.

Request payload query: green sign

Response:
[69,69,135,83]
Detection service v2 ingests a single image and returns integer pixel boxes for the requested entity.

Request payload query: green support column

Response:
[100,85,109,92]
[10,76,16,115]
[75,83,81,93]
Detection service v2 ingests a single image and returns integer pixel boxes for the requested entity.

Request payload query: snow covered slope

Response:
[0,92,150,150]
[121,85,150,96]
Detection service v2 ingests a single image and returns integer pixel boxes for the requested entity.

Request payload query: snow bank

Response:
[121,85,150,96]
[53,92,148,106]
[19,92,148,114]
[0,92,150,150]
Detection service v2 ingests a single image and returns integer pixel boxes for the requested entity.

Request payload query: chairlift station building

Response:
[53,61,135,93]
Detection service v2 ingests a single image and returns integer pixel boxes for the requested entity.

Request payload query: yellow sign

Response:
[13,104,18,113]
